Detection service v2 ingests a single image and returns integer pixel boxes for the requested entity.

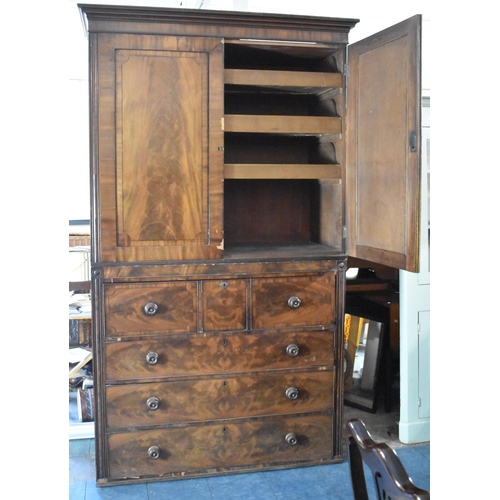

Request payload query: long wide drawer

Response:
[104,282,198,336]
[107,413,333,479]
[105,331,335,380]
[106,370,333,428]
[252,273,335,329]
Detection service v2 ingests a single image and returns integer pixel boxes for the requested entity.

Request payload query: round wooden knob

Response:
[285,386,299,400]
[147,396,160,411]
[146,351,159,365]
[148,445,161,459]
[288,296,301,309]
[286,344,299,357]
[285,433,298,446]
[144,302,159,316]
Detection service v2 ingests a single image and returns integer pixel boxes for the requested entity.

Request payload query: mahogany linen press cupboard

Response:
[78,4,422,486]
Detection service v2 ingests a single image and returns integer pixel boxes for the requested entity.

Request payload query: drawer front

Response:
[252,273,335,329]
[108,413,333,478]
[104,282,197,336]
[202,279,247,331]
[105,331,334,380]
[106,371,333,428]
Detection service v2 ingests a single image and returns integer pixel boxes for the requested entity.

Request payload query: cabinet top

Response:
[78,4,359,43]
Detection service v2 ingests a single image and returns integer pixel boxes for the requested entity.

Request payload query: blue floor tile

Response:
[317,462,354,497]
[414,444,431,461]
[208,472,276,500]
[264,466,343,500]
[69,481,86,500]
[84,482,149,500]
[68,440,429,500]
[70,455,97,483]
[148,477,213,499]
[396,447,430,478]
[70,438,94,457]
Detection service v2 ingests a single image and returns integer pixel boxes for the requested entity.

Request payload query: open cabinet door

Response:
[346,15,422,272]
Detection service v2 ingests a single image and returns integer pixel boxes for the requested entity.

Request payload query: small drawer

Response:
[105,330,334,381]
[252,273,335,329]
[107,413,333,479]
[202,279,247,331]
[106,370,333,428]
[104,282,197,337]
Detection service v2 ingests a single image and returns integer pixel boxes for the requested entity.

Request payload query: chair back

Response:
[346,418,430,500]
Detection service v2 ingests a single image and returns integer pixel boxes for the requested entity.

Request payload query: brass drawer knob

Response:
[148,445,161,460]
[146,396,160,411]
[285,386,299,400]
[286,343,300,357]
[146,351,159,365]
[144,302,159,316]
[285,432,298,446]
[288,296,301,309]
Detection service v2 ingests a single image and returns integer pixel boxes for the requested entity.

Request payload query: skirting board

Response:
[69,422,95,440]
[398,418,430,445]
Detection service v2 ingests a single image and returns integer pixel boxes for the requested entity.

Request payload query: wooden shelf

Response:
[225,69,342,91]
[223,242,342,260]
[224,115,341,135]
[224,163,341,180]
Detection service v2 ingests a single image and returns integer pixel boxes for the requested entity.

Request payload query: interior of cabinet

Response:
[223,41,345,256]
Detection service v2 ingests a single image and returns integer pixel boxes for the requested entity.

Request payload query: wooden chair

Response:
[346,418,430,500]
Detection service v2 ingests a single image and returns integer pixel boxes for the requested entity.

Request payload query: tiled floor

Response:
[69,406,430,500]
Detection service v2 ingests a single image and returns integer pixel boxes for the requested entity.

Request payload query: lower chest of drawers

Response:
[93,265,344,484]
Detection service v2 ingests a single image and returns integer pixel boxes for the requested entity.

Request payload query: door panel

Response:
[93,34,224,263]
[346,16,421,272]
[117,49,206,246]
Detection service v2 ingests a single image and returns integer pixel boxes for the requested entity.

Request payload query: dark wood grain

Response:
[106,370,334,427]
[107,413,334,479]
[202,280,247,331]
[93,33,224,263]
[98,258,340,280]
[105,330,335,380]
[252,273,335,329]
[117,49,206,244]
[104,282,198,335]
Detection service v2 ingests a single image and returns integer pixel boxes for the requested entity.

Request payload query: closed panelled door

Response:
[92,33,224,263]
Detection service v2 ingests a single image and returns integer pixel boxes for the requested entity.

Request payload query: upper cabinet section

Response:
[80,4,358,264]
[80,5,422,271]
[346,15,422,272]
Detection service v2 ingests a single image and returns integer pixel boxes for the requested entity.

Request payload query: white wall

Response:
[399,101,431,444]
